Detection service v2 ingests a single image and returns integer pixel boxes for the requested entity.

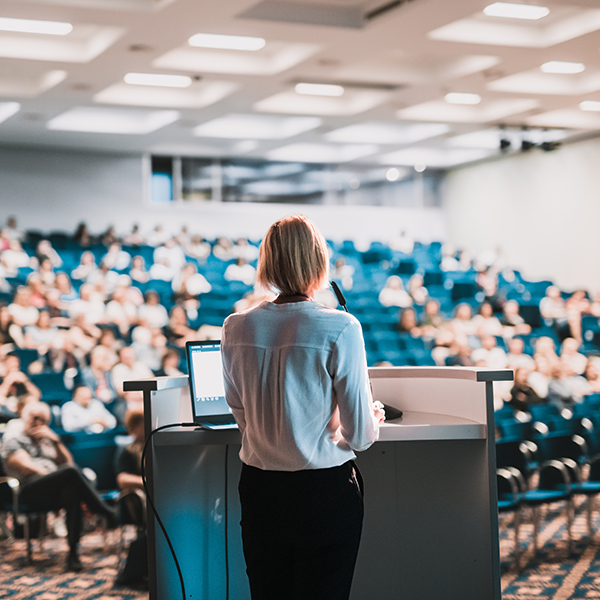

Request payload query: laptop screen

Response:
[186,340,233,422]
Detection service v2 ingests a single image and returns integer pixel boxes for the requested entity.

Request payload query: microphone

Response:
[330,281,349,313]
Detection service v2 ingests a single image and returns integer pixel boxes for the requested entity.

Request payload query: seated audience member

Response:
[185,235,211,263]
[98,328,121,367]
[163,306,196,347]
[79,345,119,407]
[130,321,166,372]
[138,290,169,330]
[476,266,501,308]
[87,261,119,294]
[331,257,354,291]
[212,237,235,261]
[565,290,590,344]
[584,360,600,393]
[122,224,145,247]
[115,407,148,589]
[397,307,422,336]
[100,225,119,247]
[3,393,39,436]
[560,337,587,376]
[67,313,101,357]
[154,238,186,274]
[0,402,117,571]
[153,348,184,377]
[24,310,58,356]
[61,385,117,433]
[224,258,256,286]
[5,216,24,242]
[440,244,459,271]
[35,239,62,269]
[105,286,138,336]
[55,272,78,304]
[540,285,571,341]
[146,224,169,248]
[148,257,176,282]
[45,288,71,328]
[129,255,149,284]
[379,276,412,308]
[533,336,560,366]
[8,286,39,329]
[408,274,428,306]
[233,237,259,263]
[73,222,91,247]
[506,337,534,370]
[547,362,586,409]
[471,335,508,369]
[420,299,443,336]
[0,352,41,419]
[446,339,475,367]
[71,251,97,281]
[172,263,211,303]
[0,304,23,349]
[2,239,31,274]
[112,346,154,415]
[473,302,503,337]
[27,273,47,309]
[388,230,414,254]
[528,355,552,399]
[38,257,56,287]
[449,303,477,338]
[508,367,545,412]
[500,300,531,336]
[101,242,131,272]
[69,283,106,325]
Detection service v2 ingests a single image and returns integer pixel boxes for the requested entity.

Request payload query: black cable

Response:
[141,422,197,600]
[224,444,229,600]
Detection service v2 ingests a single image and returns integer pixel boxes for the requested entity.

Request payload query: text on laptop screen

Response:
[188,343,230,417]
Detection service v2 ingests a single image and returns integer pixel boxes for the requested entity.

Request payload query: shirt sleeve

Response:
[329,318,379,452]
[221,322,247,432]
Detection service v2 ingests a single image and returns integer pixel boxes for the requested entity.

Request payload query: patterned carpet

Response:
[500,498,600,599]
[0,528,148,600]
[3,505,600,599]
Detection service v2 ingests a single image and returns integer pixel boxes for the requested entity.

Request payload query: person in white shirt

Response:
[111,346,153,410]
[222,214,383,600]
[223,258,256,286]
[61,385,117,433]
[138,290,169,329]
[378,275,412,308]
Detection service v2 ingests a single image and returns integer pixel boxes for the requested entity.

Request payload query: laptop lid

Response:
[185,340,236,427]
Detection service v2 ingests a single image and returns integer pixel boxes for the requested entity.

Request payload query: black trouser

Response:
[19,465,113,553]
[239,461,364,600]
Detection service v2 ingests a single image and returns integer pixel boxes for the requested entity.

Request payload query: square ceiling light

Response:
[378,147,493,168]
[0,68,66,97]
[154,41,319,76]
[94,80,238,109]
[47,106,179,134]
[325,122,450,145]
[429,5,600,48]
[398,98,539,123]
[488,68,600,95]
[0,24,124,62]
[267,143,378,163]
[0,102,20,124]
[255,89,390,116]
[193,114,321,139]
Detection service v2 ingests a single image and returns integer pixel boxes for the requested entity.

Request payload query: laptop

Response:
[185,340,238,429]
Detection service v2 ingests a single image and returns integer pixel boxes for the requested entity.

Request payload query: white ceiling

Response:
[1,0,599,168]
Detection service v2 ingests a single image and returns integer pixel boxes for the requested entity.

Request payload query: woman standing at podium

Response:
[221,215,383,600]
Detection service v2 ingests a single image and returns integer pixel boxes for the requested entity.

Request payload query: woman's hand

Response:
[373,401,385,424]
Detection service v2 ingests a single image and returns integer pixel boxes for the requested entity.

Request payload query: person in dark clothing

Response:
[508,367,545,412]
[0,402,117,571]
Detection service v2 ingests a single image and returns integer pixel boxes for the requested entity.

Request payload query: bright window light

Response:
[0,102,20,124]
[124,73,192,88]
[580,100,600,112]
[445,92,481,105]
[295,83,345,97]
[386,168,400,182]
[483,3,550,20]
[188,33,266,51]
[541,61,585,74]
[0,16,73,35]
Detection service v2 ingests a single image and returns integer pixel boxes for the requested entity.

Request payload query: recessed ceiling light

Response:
[414,164,426,173]
[124,73,192,88]
[541,61,585,74]
[483,2,550,20]
[580,100,600,112]
[295,83,344,97]
[386,168,400,181]
[445,92,481,105]
[0,16,73,35]
[188,33,266,51]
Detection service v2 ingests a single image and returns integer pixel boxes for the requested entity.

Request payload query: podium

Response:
[125,366,511,600]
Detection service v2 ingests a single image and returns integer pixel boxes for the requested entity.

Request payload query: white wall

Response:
[444,136,600,292]
[0,145,447,247]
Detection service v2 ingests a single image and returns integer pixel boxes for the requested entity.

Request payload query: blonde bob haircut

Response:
[256,215,329,296]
